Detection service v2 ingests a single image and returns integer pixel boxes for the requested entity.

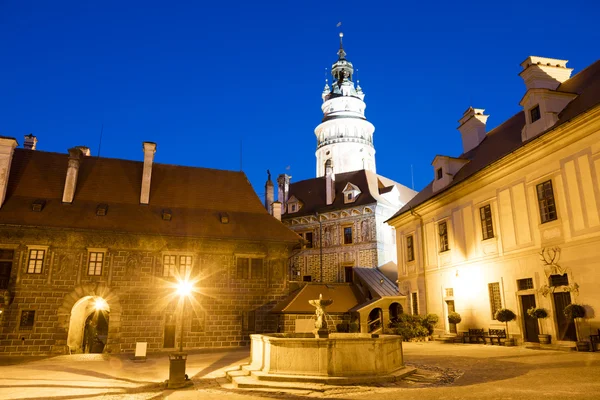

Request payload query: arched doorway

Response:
[67,296,110,353]
[367,308,382,333]
[389,302,403,323]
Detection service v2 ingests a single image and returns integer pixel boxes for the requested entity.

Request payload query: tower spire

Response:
[337,32,346,60]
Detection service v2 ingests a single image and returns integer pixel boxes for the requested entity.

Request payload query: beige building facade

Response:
[388,56,600,345]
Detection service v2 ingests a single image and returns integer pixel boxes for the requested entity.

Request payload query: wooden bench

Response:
[484,329,507,345]
[590,329,600,352]
[462,328,485,344]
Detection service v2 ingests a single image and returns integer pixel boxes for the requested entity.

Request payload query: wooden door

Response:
[553,292,577,341]
[520,295,539,342]
[163,314,176,348]
[446,300,456,333]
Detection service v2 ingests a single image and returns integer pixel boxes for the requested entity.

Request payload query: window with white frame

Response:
[488,282,502,319]
[27,249,45,274]
[406,235,415,262]
[87,252,104,276]
[162,254,193,277]
[438,221,449,252]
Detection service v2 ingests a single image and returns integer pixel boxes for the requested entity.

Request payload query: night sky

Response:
[1,1,598,199]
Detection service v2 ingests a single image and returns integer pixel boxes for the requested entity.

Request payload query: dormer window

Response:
[291,204,296,212]
[530,105,541,122]
[437,168,443,180]
[342,182,361,204]
[287,195,302,214]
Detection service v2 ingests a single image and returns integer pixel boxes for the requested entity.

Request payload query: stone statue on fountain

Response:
[309,293,334,338]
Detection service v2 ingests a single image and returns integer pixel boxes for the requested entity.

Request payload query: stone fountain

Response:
[225,294,414,389]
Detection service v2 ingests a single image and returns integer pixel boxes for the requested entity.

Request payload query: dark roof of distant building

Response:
[270,283,366,314]
[0,149,301,243]
[283,169,416,218]
[389,59,600,221]
[353,267,399,298]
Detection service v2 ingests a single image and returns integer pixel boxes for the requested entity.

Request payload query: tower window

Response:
[437,168,443,180]
[530,105,541,123]
[406,235,415,262]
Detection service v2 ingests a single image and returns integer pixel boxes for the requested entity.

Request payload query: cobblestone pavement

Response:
[1,342,600,399]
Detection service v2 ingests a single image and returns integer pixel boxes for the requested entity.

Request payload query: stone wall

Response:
[0,226,292,355]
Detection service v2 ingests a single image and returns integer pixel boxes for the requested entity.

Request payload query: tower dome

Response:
[315,33,376,178]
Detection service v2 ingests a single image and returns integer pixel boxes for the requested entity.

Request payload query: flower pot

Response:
[576,341,590,352]
[538,334,551,344]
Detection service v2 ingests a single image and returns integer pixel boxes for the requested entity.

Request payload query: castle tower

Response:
[315,33,376,178]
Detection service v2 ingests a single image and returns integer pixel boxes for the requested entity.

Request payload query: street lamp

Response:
[168,278,194,389]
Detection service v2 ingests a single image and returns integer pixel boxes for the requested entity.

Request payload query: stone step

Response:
[231,375,329,392]
[248,366,416,385]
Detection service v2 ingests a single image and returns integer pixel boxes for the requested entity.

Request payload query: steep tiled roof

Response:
[0,149,301,243]
[389,59,600,221]
[269,283,366,314]
[283,169,416,218]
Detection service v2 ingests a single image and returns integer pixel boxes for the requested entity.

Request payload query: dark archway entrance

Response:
[83,309,110,353]
[367,308,382,333]
[389,302,403,324]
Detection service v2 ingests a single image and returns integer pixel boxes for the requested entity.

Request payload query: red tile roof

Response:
[1,149,301,243]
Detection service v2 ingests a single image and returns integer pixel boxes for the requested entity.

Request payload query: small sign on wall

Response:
[134,342,147,362]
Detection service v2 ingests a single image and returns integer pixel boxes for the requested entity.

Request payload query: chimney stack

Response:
[325,159,335,205]
[75,146,91,156]
[24,134,37,150]
[0,137,18,208]
[265,170,274,213]
[519,56,573,91]
[62,147,83,203]
[277,174,291,212]
[458,107,489,154]
[272,201,282,221]
[140,142,156,205]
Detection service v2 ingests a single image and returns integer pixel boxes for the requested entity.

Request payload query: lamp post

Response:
[168,279,193,389]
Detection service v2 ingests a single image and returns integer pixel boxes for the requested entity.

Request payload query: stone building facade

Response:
[388,56,600,346]
[0,139,300,355]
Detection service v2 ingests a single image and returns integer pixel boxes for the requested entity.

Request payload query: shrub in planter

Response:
[393,313,433,341]
[527,307,551,344]
[423,314,439,335]
[495,309,517,344]
[448,312,462,325]
[564,304,586,344]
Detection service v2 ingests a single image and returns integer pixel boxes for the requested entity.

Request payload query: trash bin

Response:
[168,352,188,388]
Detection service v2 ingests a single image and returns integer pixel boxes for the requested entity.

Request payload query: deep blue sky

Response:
[1,1,598,199]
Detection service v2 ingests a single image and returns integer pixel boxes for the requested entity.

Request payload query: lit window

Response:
[20,310,35,331]
[406,235,415,262]
[488,282,502,319]
[87,252,104,276]
[343,227,353,244]
[27,249,45,274]
[536,180,557,223]
[438,222,449,252]
[530,105,541,123]
[480,205,494,240]
[436,168,443,180]
[162,255,193,277]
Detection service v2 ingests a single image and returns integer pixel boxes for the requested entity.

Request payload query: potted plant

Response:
[448,311,461,330]
[495,308,517,346]
[527,307,551,344]
[564,304,588,351]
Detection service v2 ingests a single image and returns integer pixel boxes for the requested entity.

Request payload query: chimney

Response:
[140,142,156,205]
[0,137,18,208]
[75,146,91,156]
[277,174,291,211]
[325,159,335,205]
[519,56,573,91]
[265,170,274,213]
[24,134,37,150]
[457,107,489,153]
[272,201,282,221]
[62,147,83,203]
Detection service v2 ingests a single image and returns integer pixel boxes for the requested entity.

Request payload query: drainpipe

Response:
[316,212,324,282]
[410,207,428,315]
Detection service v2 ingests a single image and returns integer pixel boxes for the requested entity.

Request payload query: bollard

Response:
[168,352,188,388]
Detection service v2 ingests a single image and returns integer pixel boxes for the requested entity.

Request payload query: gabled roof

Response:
[282,169,416,218]
[269,283,366,314]
[389,59,600,222]
[0,149,301,243]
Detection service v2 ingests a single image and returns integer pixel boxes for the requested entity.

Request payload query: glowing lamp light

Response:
[94,298,107,311]
[176,280,193,297]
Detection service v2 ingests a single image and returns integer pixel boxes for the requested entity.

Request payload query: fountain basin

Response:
[249,333,404,377]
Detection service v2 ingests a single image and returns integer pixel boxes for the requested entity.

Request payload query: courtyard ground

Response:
[0,342,599,399]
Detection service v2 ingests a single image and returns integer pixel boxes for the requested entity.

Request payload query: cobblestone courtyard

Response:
[0,342,599,399]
